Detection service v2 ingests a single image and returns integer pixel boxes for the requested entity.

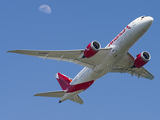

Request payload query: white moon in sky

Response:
[39,5,51,14]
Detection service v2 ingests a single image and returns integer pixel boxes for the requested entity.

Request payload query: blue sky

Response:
[1,0,160,120]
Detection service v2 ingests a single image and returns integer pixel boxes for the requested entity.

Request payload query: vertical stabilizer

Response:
[55,73,72,90]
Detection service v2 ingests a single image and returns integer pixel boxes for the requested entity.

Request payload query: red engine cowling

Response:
[134,51,151,68]
[83,41,101,58]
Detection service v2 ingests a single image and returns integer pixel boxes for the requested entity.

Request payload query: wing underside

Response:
[7,48,111,69]
[109,52,154,80]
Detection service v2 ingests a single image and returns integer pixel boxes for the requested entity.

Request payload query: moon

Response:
[39,5,51,14]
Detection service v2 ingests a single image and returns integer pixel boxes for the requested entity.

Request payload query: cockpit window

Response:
[141,16,146,19]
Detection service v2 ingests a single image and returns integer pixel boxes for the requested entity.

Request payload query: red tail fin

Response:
[55,73,72,90]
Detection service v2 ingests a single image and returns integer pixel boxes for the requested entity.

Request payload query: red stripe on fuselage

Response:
[67,80,94,93]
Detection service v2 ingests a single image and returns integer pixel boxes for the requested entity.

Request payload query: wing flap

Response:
[110,67,154,80]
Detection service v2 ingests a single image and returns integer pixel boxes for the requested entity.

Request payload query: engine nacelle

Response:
[83,41,101,58]
[134,51,151,68]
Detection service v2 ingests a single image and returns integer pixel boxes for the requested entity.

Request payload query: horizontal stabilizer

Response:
[34,90,66,98]
[69,95,84,105]
[34,90,84,104]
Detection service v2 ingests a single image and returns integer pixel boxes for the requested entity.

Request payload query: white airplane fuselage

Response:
[60,16,153,102]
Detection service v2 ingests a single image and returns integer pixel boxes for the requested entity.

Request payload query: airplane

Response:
[7,16,154,104]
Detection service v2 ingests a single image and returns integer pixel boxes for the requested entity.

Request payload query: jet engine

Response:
[133,51,151,68]
[83,41,101,58]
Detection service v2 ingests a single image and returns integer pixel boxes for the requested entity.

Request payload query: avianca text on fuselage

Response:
[108,26,131,47]
[7,16,154,104]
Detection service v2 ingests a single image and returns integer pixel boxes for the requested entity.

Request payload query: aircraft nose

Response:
[146,16,153,25]
[140,16,153,31]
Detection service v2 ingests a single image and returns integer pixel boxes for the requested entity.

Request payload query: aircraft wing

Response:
[7,48,111,69]
[109,52,154,80]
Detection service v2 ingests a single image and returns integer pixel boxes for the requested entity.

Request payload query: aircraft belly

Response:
[90,46,127,79]
[71,67,92,84]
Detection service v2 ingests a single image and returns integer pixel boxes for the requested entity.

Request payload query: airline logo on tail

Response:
[55,73,72,90]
